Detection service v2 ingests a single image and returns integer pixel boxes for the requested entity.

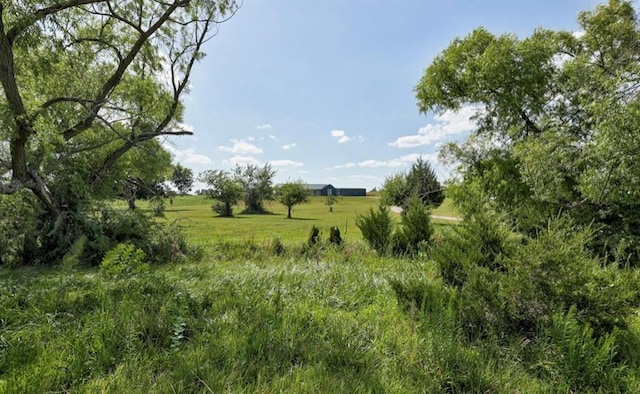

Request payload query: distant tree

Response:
[199,170,244,217]
[382,156,444,209]
[172,164,195,195]
[276,180,310,219]
[234,163,276,213]
[325,195,338,212]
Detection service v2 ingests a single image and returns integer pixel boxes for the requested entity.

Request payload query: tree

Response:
[172,164,194,195]
[0,1,238,263]
[276,180,309,219]
[415,0,640,263]
[325,195,338,212]
[199,170,244,217]
[234,163,276,214]
[382,156,444,209]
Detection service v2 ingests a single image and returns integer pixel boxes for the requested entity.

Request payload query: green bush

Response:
[100,243,148,277]
[355,204,393,255]
[432,214,640,340]
[329,226,342,246]
[308,225,321,246]
[149,196,165,217]
[393,196,433,256]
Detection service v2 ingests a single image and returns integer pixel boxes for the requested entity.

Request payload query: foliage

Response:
[329,226,343,246]
[382,156,444,209]
[0,0,238,263]
[355,203,394,255]
[100,243,148,277]
[308,225,321,246]
[275,180,309,218]
[416,0,640,264]
[432,212,640,340]
[325,195,337,212]
[393,196,433,256]
[199,169,244,217]
[234,163,276,214]
[149,196,165,217]
[171,164,195,195]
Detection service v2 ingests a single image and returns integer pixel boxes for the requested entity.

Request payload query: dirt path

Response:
[390,206,460,221]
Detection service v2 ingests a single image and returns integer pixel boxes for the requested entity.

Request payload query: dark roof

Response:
[305,184,334,190]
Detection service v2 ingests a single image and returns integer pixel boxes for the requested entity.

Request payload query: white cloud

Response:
[256,124,272,130]
[338,153,438,169]
[222,155,260,166]
[268,135,277,140]
[389,106,477,148]
[333,162,356,169]
[270,159,303,168]
[246,136,255,141]
[282,143,297,150]
[297,170,309,174]
[176,122,194,133]
[164,144,213,165]
[218,139,263,155]
[330,129,352,143]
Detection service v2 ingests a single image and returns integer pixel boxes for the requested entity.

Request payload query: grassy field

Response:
[116,195,458,244]
[5,195,635,392]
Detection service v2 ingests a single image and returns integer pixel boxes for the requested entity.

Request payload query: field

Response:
[116,195,459,244]
[3,196,639,392]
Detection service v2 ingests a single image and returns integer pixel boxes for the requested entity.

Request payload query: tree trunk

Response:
[287,206,292,219]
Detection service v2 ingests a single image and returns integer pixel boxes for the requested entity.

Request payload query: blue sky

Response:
[166,0,599,191]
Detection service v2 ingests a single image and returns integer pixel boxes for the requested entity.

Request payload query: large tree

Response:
[0,1,237,215]
[234,163,276,214]
[416,0,640,263]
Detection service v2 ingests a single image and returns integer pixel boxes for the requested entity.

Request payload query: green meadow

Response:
[116,195,459,244]
[3,196,640,392]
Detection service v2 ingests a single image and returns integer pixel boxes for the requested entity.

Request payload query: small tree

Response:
[276,180,310,219]
[172,164,195,195]
[325,195,338,212]
[199,170,244,217]
[234,163,277,214]
[356,203,394,255]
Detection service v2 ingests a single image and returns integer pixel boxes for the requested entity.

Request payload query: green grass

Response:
[117,195,458,244]
[5,196,636,392]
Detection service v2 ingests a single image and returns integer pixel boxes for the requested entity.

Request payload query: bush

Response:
[308,225,321,246]
[356,204,393,255]
[149,196,165,217]
[271,237,286,256]
[393,196,433,256]
[329,226,342,246]
[100,243,148,277]
[432,214,640,340]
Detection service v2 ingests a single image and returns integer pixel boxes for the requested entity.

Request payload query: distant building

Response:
[305,184,366,197]
[305,184,338,196]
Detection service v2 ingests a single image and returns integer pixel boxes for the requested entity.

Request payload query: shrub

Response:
[149,196,165,217]
[100,243,148,277]
[271,237,286,256]
[432,214,640,340]
[393,196,433,256]
[356,204,393,255]
[329,226,342,246]
[308,225,321,246]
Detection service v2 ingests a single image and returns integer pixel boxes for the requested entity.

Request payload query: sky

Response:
[165,0,600,191]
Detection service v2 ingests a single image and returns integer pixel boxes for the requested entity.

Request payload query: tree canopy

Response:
[0,0,238,264]
[416,0,640,264]
[276,180,309,219]
[234,163,276,214]
[199,169,243,217]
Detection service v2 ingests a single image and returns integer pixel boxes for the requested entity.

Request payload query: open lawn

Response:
[117,196,459,244]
